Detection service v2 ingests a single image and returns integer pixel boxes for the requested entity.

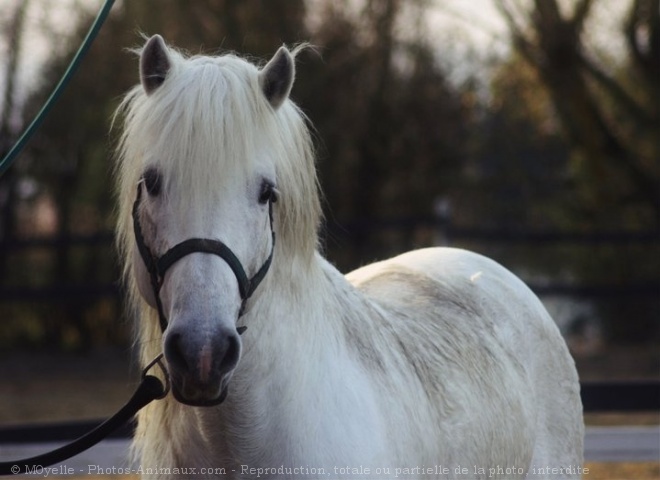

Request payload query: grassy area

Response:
[584,462,660,480]
[584,413,660,426]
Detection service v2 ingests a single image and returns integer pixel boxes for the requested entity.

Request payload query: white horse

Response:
[115,35,583,479]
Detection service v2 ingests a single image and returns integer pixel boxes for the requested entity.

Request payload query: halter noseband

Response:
[132,183,275,333]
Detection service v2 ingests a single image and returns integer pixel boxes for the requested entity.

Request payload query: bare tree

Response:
[495,0,660,224]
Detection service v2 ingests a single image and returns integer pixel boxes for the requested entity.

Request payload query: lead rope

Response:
[0,355,169,476]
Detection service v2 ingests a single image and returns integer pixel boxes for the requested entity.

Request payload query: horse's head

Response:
[119,35,305,406]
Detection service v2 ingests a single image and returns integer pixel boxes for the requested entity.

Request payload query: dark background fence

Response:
[2,222,658,304]
[1,218,658,348]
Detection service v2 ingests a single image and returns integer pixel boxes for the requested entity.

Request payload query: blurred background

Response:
[0,0,658,438]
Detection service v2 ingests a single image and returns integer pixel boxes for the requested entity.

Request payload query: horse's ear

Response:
[140,35,171,95]
[258,47,294,109]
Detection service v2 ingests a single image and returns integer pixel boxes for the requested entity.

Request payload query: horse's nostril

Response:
[220,333,240,373]
[165,332,190,374]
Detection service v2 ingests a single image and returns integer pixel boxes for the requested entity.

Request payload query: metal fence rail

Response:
[2,227,658,302]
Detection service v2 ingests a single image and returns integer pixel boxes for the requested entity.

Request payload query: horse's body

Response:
[115,35,583,479]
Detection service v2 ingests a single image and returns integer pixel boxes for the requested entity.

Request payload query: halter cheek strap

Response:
[132,184,275,333]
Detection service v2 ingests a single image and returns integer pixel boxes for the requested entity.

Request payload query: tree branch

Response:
[572,0,594,33]
[494,0,541,66]
[579,52,654,125]
[625,0,660,103]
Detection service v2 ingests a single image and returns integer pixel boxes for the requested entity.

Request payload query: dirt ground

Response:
[1,346,658,479]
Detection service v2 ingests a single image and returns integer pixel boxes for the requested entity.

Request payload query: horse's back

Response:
[346,247,569,370]
[346,247,583,478]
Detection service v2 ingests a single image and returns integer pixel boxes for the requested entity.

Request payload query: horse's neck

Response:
[243,250,352,332]
[199,252,380,465]
[239,251,361,385]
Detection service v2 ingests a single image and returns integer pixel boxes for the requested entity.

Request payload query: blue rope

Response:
[0,0,116,176]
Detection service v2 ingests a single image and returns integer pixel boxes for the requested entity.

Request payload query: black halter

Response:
[132,183,275,333]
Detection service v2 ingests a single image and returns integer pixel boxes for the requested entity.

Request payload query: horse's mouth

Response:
[170,376,230,407]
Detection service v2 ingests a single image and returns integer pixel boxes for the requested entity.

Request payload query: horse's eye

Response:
[258,181,278,205]
[142,168,162,197]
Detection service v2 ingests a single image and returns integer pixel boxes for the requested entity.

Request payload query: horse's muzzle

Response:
[164,325,240,406]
